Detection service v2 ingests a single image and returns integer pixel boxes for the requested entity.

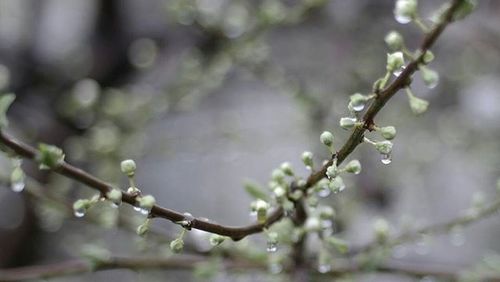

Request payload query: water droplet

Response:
[11,181,25,193]
[267,242,278,253]
[317,186,331,198]
[181,212,195,229]
[74,210,85,218]
[318,264,331,273]
[392,245,407,259]
[426,79,438,89]
[395,14,411,24]
[110,202,120,209]
[305,166,312,171]
[140,208,149,215]
[381,153,392,165]
[133,206,141,212]
[392,65,406,77]
[352,103,365,112]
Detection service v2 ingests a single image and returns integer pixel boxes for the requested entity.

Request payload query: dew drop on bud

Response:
[266,242,278,253]
[395,14,411,24]
[318,264,331,273]
[381,154,392,165]
[74,210,85,218]
[140,208,149,215]
[317,186,331,198]
[352,104,365,112]
[11,181,25,193]
[133,206,141,212]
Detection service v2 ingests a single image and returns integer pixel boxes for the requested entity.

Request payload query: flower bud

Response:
[386,52,405,72]
[320,131,334,148]
[170,238,184,253]
[373,218,390,242]
[120,159,136,176]
[394,0,417,24]
[329,176,345,193]
[273,186,286,202]
[407,89,429,115]
[106,189,122,206]
[326,165,338,179]
[319,206,335,220]
[422,50,434,64]
[301,151,314,168]
[384,31,404,50]
[375,140,393,155]
[254,199,270,224]
[280,162,294,176]
[271,169,285,183]
[304,217,322,232]
[380,126,397,140]
[138,195,156,210]
[209,234,226,246]
[339,117,357,130]
[37,144,65,170]
[136,219,150,236]
[344,160,362,174]
[420,66,439,89]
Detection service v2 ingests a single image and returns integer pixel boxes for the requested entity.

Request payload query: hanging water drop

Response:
[74,209,85,218]
[381,153,392,165]
[393,66,405,77]
[133,206,141,212]
[11,181,25,193]
[266,242,278,253]
[318,264,331,274]
[395,14,412,24]
[351,103,365,112]
[317,186,331,198]
[140,208,149,215]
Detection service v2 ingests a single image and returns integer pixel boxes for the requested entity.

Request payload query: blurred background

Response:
[0,0,499,281]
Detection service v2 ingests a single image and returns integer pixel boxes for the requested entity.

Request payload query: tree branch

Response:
[0,0,465,243]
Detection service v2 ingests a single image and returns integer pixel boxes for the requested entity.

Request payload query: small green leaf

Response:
[325,236,349,254]
[244,181,269,201]
[0,93,15,129]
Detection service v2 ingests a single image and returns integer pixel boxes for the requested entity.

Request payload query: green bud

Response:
[106,189,122,207]
[420,66,439,89]
[375,140,393,155]
[319,206,335,220]
[37,144,65,170]
[254,199,270,224]
[339,117,357,130]
[304,217,322,232]
[0,93,15,129]
[273,186,286,202]
[394,0,417,24]
[422,50,434,64]
[380,126,397,140]
[329,176,345,193]
[384,31,404,50]
[452,0,477,21]
[301,151,314,168]
[280,162,294,176]
[290,190,303,201]
[373,218,390,242]
[138,195,156,211]
[326,165,338,179]
[209,234,226,246]
[349,93,367,112]
[344,160,362,174]
[120,159,136,176]
[170,238,184,253]
[320,131,334,148]
[271,169,285,182]
[386,51,405,72]
[136,219,150,236]
[407,89,429,115]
